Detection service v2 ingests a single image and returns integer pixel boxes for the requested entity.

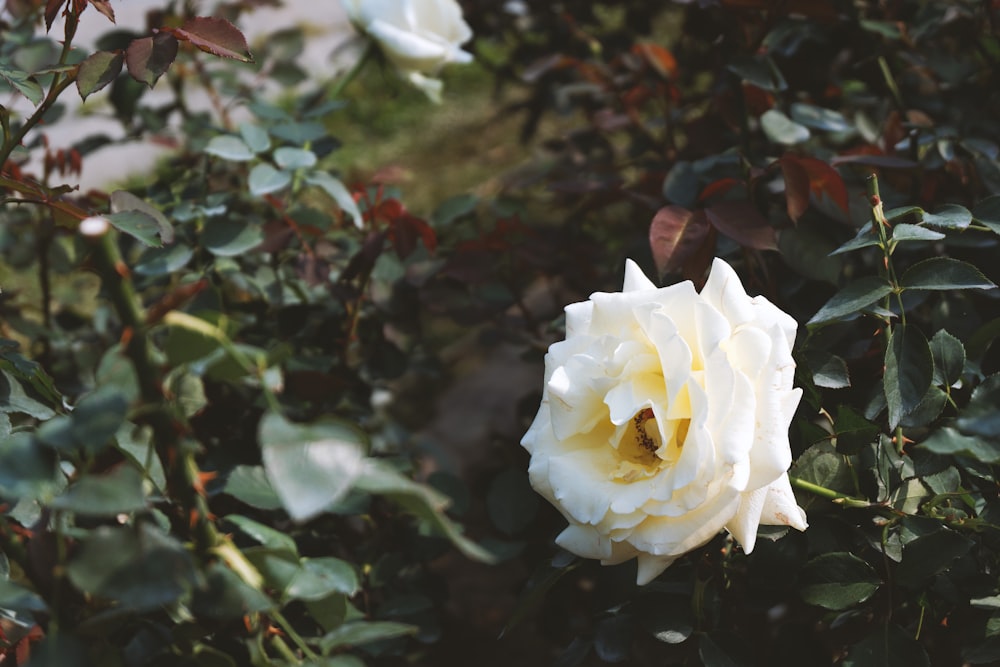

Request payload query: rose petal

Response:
[701,257,756,327]
[556,524,614,559]
[623,258,657,292]
[636,553,677,585]
[760,474,808,531]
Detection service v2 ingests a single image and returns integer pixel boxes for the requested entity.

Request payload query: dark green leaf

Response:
[884,324,933,429]
[487,467,539,536]
[0,578,47,614]
[834,406,879,454]
[190,562,273,619]
[900,385,948,428]
[843,624,929,667]
[0,432,58,501]
[259,412,366,521]
[973,194,1000,235]
[956,374,1000,438]
[891,223,945,243]
[0,66,43,105]
[285,557,359,601]
[789,441,855,509]
[726,54,787,91]
[806,350,850,388]
[594,615,632,663]
[76,50,124,100]
[431,194,478,228]
[270,121,326,144]
[0,369,56,419]
[225,514,297,553]
[699,633,751,667]
[930,329,965,386]
[71,386,129,454]
[243,547,300,592]
[50,464,146,516]
[808,277,893,326]
[202,218,264,256]
[105,210,163,247]
[67,524,198,611]
[830,225,879,255]
[305,172,362,228]
[921,204,972,230]
[900,258,996,291]
[790,103,851,132]
[918,427,1000,464]
[96,345,140,404]
[319,621,417,653]
[798,552,881,610]
[224,465,283,511]
[661,161,698,208]
[895,527,973,587]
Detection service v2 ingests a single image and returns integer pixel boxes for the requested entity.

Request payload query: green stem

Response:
[271,610,319,661]
[789,475,872,509]
[328,41,374,101]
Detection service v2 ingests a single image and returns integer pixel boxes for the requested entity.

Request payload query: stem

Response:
[328,41,374,101]
[788,475,872,509]
[271,610,319,661]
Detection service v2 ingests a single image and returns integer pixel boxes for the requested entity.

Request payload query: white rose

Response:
[341,0,474,102]
[521,258,807,585]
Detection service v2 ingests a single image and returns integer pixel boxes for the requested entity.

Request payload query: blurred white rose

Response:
[522,258,807,585]
[341,0,474,102]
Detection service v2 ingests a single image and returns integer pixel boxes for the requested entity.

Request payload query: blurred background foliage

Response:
[2,0,1000,665]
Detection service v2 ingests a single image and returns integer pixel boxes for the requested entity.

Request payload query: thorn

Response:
[120,326,133,348]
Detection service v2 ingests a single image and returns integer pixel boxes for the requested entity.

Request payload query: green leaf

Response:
[798,552,881,610]
[0,66,43,105]
[239,123,271,153]
[0,369,56,419]
[285,557,359,601]
[259,412,366,522]
[919,427,1000,464]
[789,103,851,132]
[274,147,317,170]
[205,135,255,161]
[431,193,478,228]
[248,163,291,196]
[895,527,973,587]
[319,621,417,653]
[487,467,540,536]
[305,172,363,228]
[921,204,972,230]
[96,345,140,404]
[891,223,945,243]
[972,194,1000,235]
[834,406,879,454]
[807,277,893,326]
[789,441,855,510]
[930,329,965,386]
[355,460,495,563]
[806,350,850,388]
[49,464,146,516]
[899,257,996,291]
[726,54,787,91]
[105,210,163,247]
[0,578,48,614]
[201,218,264,256]
[761,109,810,145]
[76,50,124,100]
[843,624,929,667]
[884,324,933,430]
[900,385,948,428]
[269,121,325,144]
[224,465,283,511]
[225,514,297,552]
[830,225,878,255]
[956,374,1000,438]
[243,547,300,592]
[67,524,198,611]
[190,563,273,620]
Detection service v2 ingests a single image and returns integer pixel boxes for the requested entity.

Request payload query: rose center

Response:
[616,408,690,469]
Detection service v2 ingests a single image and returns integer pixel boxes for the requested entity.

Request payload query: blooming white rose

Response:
[521,258,807,585]
[341,0,474,102]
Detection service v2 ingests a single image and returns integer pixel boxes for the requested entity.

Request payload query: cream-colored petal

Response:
[404,71,444,103]
[760,474,808,531]
[701,257,756,327]
[546,450,617,524]
[635,553,677,585]
[628,486,740,556]
[556,524,614,560]
[564,300,593,337]
[728,485,768,553]
[623,259,658,292]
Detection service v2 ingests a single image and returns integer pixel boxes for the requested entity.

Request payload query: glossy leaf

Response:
[125,33,178,87]
[806,350,850,388]
[884,324,933,430]
[49,464,146,516]
[899,258,996,291]
[919,427,1000,464]
[843,624,929,667]
[76,50,124,100]
[761,109,810,145]
[807,277,892,325]
[320,621,417,652]
[111,190,173,244]
[105,210,163,247]
[305,172,363,228]
[248,163,291,196]
[259,412,366,522]
[891,223,944,243]
[202,218,264,256]
[285,557,359,601]
[798,553,881,610]
[172,17,252,62]
[956,374,1000,438]
[930,329,965,386]
[921,204,972,230]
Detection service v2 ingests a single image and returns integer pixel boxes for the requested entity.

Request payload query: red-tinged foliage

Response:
[89,0,114,22]
[125,32,179,87]
[43,0,62,31]
[705,200,778,251]
[779,154,850,221]
[699,178,742,204]
[779,155,811,223]
[649,205,711,278]
[168,16,253,63]
[632,43,678,79]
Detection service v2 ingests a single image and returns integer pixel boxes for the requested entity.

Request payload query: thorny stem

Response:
[788,475,872,509]
[271,610,319,661]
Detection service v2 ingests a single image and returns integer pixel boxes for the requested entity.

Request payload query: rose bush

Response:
[341,0,473,101]
[522,258,807,584]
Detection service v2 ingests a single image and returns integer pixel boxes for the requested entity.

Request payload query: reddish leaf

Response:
[797,155,850,214]
[90,0,114,22]
[44,0,64,31]
[171,17,253,62]
[706,200,778,251]
[698,177,741,203]
[76,50,124,100]
[649,205,711,277]
[389,214,437,259]
[633,43,678,79]
[126,33,179,87]
[779,154,811,222]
